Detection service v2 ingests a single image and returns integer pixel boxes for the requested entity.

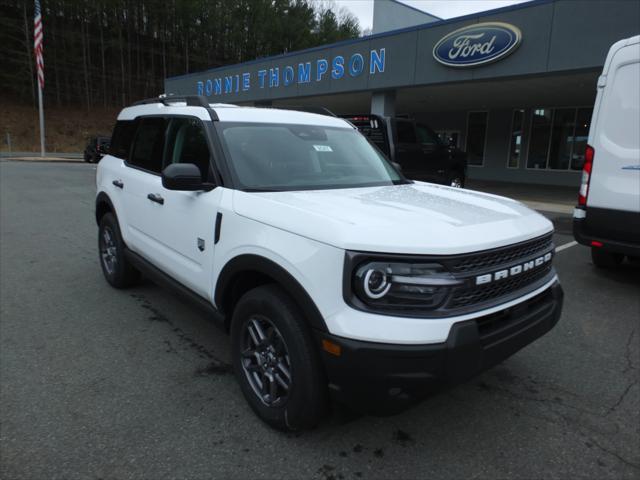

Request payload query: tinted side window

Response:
[109,120,136,160]
[415,124,440,146]
[129,117,166,173]
[396,121,416,144]
[164,118,212,180]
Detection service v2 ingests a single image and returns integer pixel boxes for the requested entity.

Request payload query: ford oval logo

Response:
[433,22,522,67]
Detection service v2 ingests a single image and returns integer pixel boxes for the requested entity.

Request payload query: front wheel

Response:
[230,284,327,431]
[449,174,465,188]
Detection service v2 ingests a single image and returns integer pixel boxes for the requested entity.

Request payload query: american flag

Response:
[34,0,44,89]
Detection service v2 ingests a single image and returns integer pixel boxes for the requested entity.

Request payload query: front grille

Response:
[447,234,553,274]
[344,232,557,319]
[476,287,554,342]
[448,263,553,309]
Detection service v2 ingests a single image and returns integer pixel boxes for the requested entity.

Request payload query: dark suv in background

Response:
[341,115,468,187]
[84,136,110,163]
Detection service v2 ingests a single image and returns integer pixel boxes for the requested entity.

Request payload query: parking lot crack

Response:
[605,379,639,416]
[587,436,640,471]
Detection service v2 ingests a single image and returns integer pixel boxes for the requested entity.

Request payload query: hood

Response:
[232,182,553,255]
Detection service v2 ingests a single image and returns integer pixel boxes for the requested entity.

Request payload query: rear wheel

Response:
[591,247,624,268]
[98,213,140,288]
[230,284,327,431]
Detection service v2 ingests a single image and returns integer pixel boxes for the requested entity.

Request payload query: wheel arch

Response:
[215,254,328,333]
[95,191,115,225]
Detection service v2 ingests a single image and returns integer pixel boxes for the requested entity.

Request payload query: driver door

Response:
[149,117,222,298]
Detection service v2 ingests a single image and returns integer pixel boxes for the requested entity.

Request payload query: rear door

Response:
[588,38,640,213]
[120,116,167,260]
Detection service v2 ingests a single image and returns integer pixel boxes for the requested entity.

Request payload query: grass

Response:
[0,99,120,153]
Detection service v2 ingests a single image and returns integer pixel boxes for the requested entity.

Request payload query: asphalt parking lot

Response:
[1,161,639,480]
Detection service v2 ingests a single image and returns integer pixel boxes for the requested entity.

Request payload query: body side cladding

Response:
[214,254,328,332]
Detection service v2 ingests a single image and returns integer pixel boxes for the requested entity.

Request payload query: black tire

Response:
[84,153,91,162]
[230,284,327,431]
[98,212,140,288]
[591,247,624,268]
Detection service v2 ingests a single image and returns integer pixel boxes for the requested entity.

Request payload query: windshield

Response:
[217,122,404,191]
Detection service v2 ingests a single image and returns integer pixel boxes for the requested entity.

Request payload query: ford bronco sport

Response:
[96,95,563,431]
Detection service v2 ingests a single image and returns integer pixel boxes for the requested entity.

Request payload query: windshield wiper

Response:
[242,187,287,192]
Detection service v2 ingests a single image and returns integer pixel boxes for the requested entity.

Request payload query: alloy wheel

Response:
[240,316,292,407]
[100,227,118,275]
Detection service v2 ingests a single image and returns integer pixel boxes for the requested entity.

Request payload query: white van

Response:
[573,35,640,267]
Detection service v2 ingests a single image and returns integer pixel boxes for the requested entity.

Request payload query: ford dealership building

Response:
[165,0,640,186]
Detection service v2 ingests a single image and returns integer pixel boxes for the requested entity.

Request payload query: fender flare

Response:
[215,254,328,332]
[95,191,115,225]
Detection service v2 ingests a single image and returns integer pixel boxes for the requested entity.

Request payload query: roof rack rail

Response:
[266,105,337,117]
[132,94,211,108]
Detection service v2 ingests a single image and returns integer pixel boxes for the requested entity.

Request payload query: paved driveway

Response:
[1,161,638,479]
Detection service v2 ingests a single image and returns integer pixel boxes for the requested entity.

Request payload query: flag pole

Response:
[37,79,45,157]
[34,0,45,157]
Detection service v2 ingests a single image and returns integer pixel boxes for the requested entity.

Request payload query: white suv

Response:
[96,96,563,430]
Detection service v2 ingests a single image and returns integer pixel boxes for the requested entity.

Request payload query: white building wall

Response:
[372,0,440,34]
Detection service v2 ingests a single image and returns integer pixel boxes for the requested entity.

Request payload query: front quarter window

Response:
[217,122,404,191]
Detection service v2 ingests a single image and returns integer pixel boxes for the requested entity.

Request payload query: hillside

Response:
[0,100,119,153]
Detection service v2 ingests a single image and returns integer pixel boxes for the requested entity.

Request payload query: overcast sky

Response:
[335,0,532,31]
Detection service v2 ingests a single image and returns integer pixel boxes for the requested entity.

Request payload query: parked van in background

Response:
[573,35,640,267]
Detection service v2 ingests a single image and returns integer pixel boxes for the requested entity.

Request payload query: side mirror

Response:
[162,163,207,191]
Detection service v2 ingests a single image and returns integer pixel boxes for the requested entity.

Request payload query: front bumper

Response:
[315,280,563,414]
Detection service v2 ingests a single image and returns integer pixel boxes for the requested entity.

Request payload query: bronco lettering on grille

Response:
[475,251,553,285]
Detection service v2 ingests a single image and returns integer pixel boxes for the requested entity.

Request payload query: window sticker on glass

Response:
[313,145,333,152]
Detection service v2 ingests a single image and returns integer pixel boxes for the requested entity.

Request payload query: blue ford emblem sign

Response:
[433,22,522,67]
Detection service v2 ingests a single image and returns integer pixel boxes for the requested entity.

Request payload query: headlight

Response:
[352,261,462,311]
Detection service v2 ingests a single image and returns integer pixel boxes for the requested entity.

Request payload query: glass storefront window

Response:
[548,108,577,170]
[508,109,524,168]
[466,111,488,166]
[527,108,553,169]
[527,107,593,170]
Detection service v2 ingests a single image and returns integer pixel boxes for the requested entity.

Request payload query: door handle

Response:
[112,179,124,189]
[147,193,164,205]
